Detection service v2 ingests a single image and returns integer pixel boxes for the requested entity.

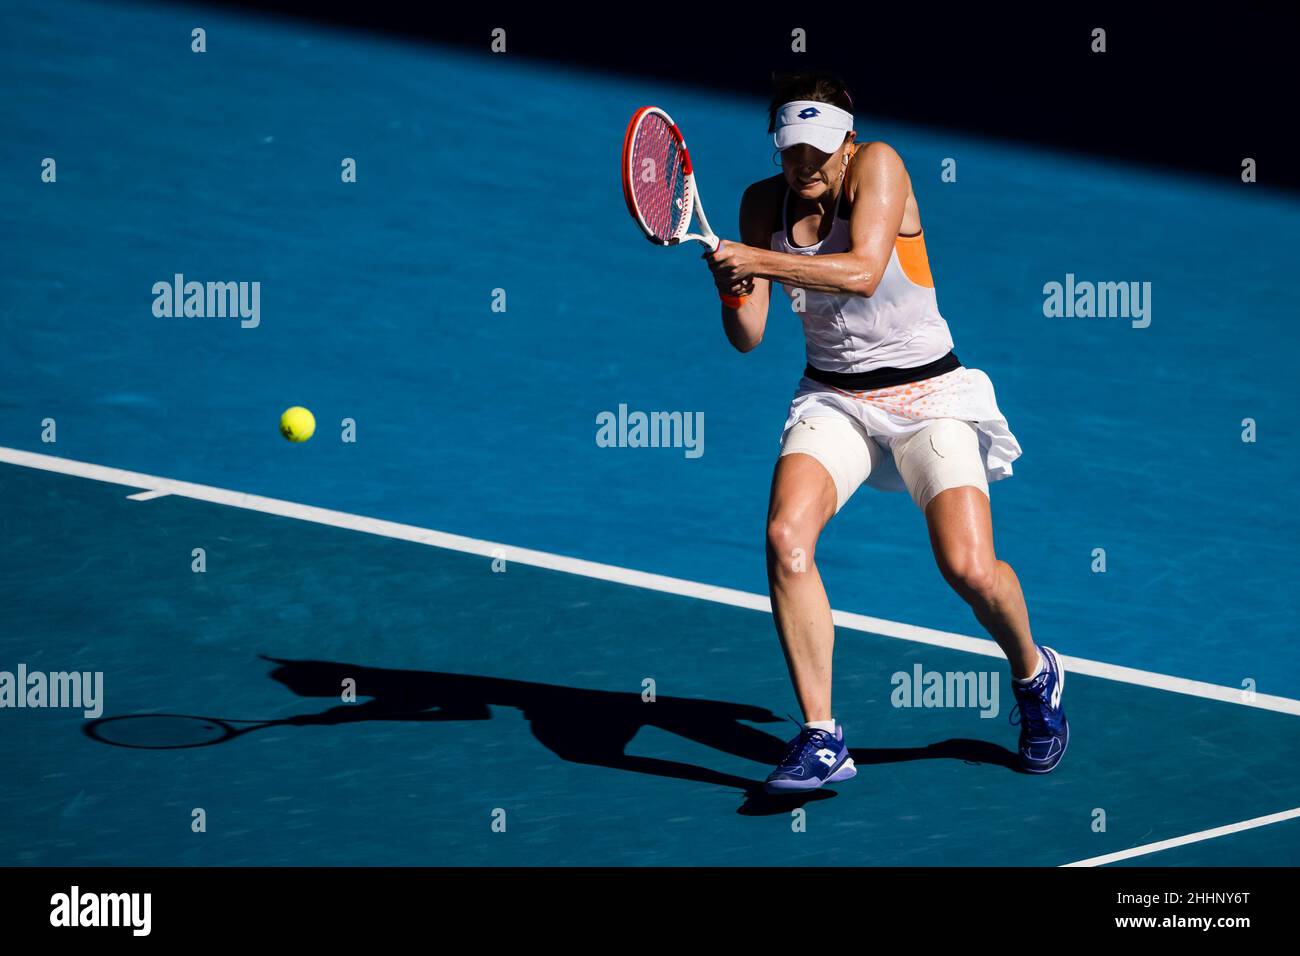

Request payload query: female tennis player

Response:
[705,72,1068,792]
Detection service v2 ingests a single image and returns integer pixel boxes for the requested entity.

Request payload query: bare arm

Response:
[710,177,782,353]
[711,143,909,298]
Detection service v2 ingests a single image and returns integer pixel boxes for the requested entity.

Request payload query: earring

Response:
[772,149,782,167]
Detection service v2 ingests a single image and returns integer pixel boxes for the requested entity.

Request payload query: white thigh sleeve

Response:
[779,415,883,513]
[890,418,989,511]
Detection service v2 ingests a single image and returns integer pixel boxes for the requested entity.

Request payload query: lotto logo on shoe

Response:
[816,748,837,767]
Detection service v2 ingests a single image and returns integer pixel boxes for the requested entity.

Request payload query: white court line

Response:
[4,444,1299,717]
[1062,806,1300,866]
[125,488,171,501]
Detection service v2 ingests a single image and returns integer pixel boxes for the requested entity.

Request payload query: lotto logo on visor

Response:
[774,100,854,155]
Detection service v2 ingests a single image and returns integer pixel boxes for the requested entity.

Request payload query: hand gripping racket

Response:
[621,106,720,252]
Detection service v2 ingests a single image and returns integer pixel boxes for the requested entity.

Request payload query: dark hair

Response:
[767,71,855,132]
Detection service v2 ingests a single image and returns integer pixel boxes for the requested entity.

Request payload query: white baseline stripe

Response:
[1062,806,1300,866]
[4,445,1299,717]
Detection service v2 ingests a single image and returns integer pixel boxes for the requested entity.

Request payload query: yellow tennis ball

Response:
[279,406,316,442]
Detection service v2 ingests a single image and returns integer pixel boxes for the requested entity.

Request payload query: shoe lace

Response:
[779,715,828,764]
[1009,684,1049,737]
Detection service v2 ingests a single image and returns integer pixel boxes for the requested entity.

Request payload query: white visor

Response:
[773,100,854,154]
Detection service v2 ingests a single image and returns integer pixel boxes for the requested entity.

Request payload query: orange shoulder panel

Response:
[895,233,934,289]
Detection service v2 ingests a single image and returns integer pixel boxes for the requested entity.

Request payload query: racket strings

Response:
[631,115,690,241]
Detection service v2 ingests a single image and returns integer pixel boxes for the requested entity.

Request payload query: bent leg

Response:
[767,453,838,721]
[892,419,1038,678]
[925,486,1038,678]
[767,416,879,720]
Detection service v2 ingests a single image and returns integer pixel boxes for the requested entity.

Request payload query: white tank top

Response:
[770,190,955,374]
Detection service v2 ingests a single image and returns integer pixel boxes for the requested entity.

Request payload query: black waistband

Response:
[804,350,961,391]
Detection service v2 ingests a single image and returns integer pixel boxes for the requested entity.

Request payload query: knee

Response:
[766,516,818,577]
[940,551,1000,606]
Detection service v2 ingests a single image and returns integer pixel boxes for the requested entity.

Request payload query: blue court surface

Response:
[2,0,1298,866]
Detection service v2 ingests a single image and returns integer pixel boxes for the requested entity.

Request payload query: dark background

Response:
[198,2,1296,190]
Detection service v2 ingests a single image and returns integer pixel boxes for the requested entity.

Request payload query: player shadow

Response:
[87,655,1021,814]
[260,656,821,815]
[261,657,1026,803]
[847,739,1021,771]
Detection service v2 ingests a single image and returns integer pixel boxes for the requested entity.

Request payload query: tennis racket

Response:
[621,106,719,252]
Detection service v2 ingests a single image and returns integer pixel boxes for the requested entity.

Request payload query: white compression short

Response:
[776,366,1021,513]
[779,414,989,513]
